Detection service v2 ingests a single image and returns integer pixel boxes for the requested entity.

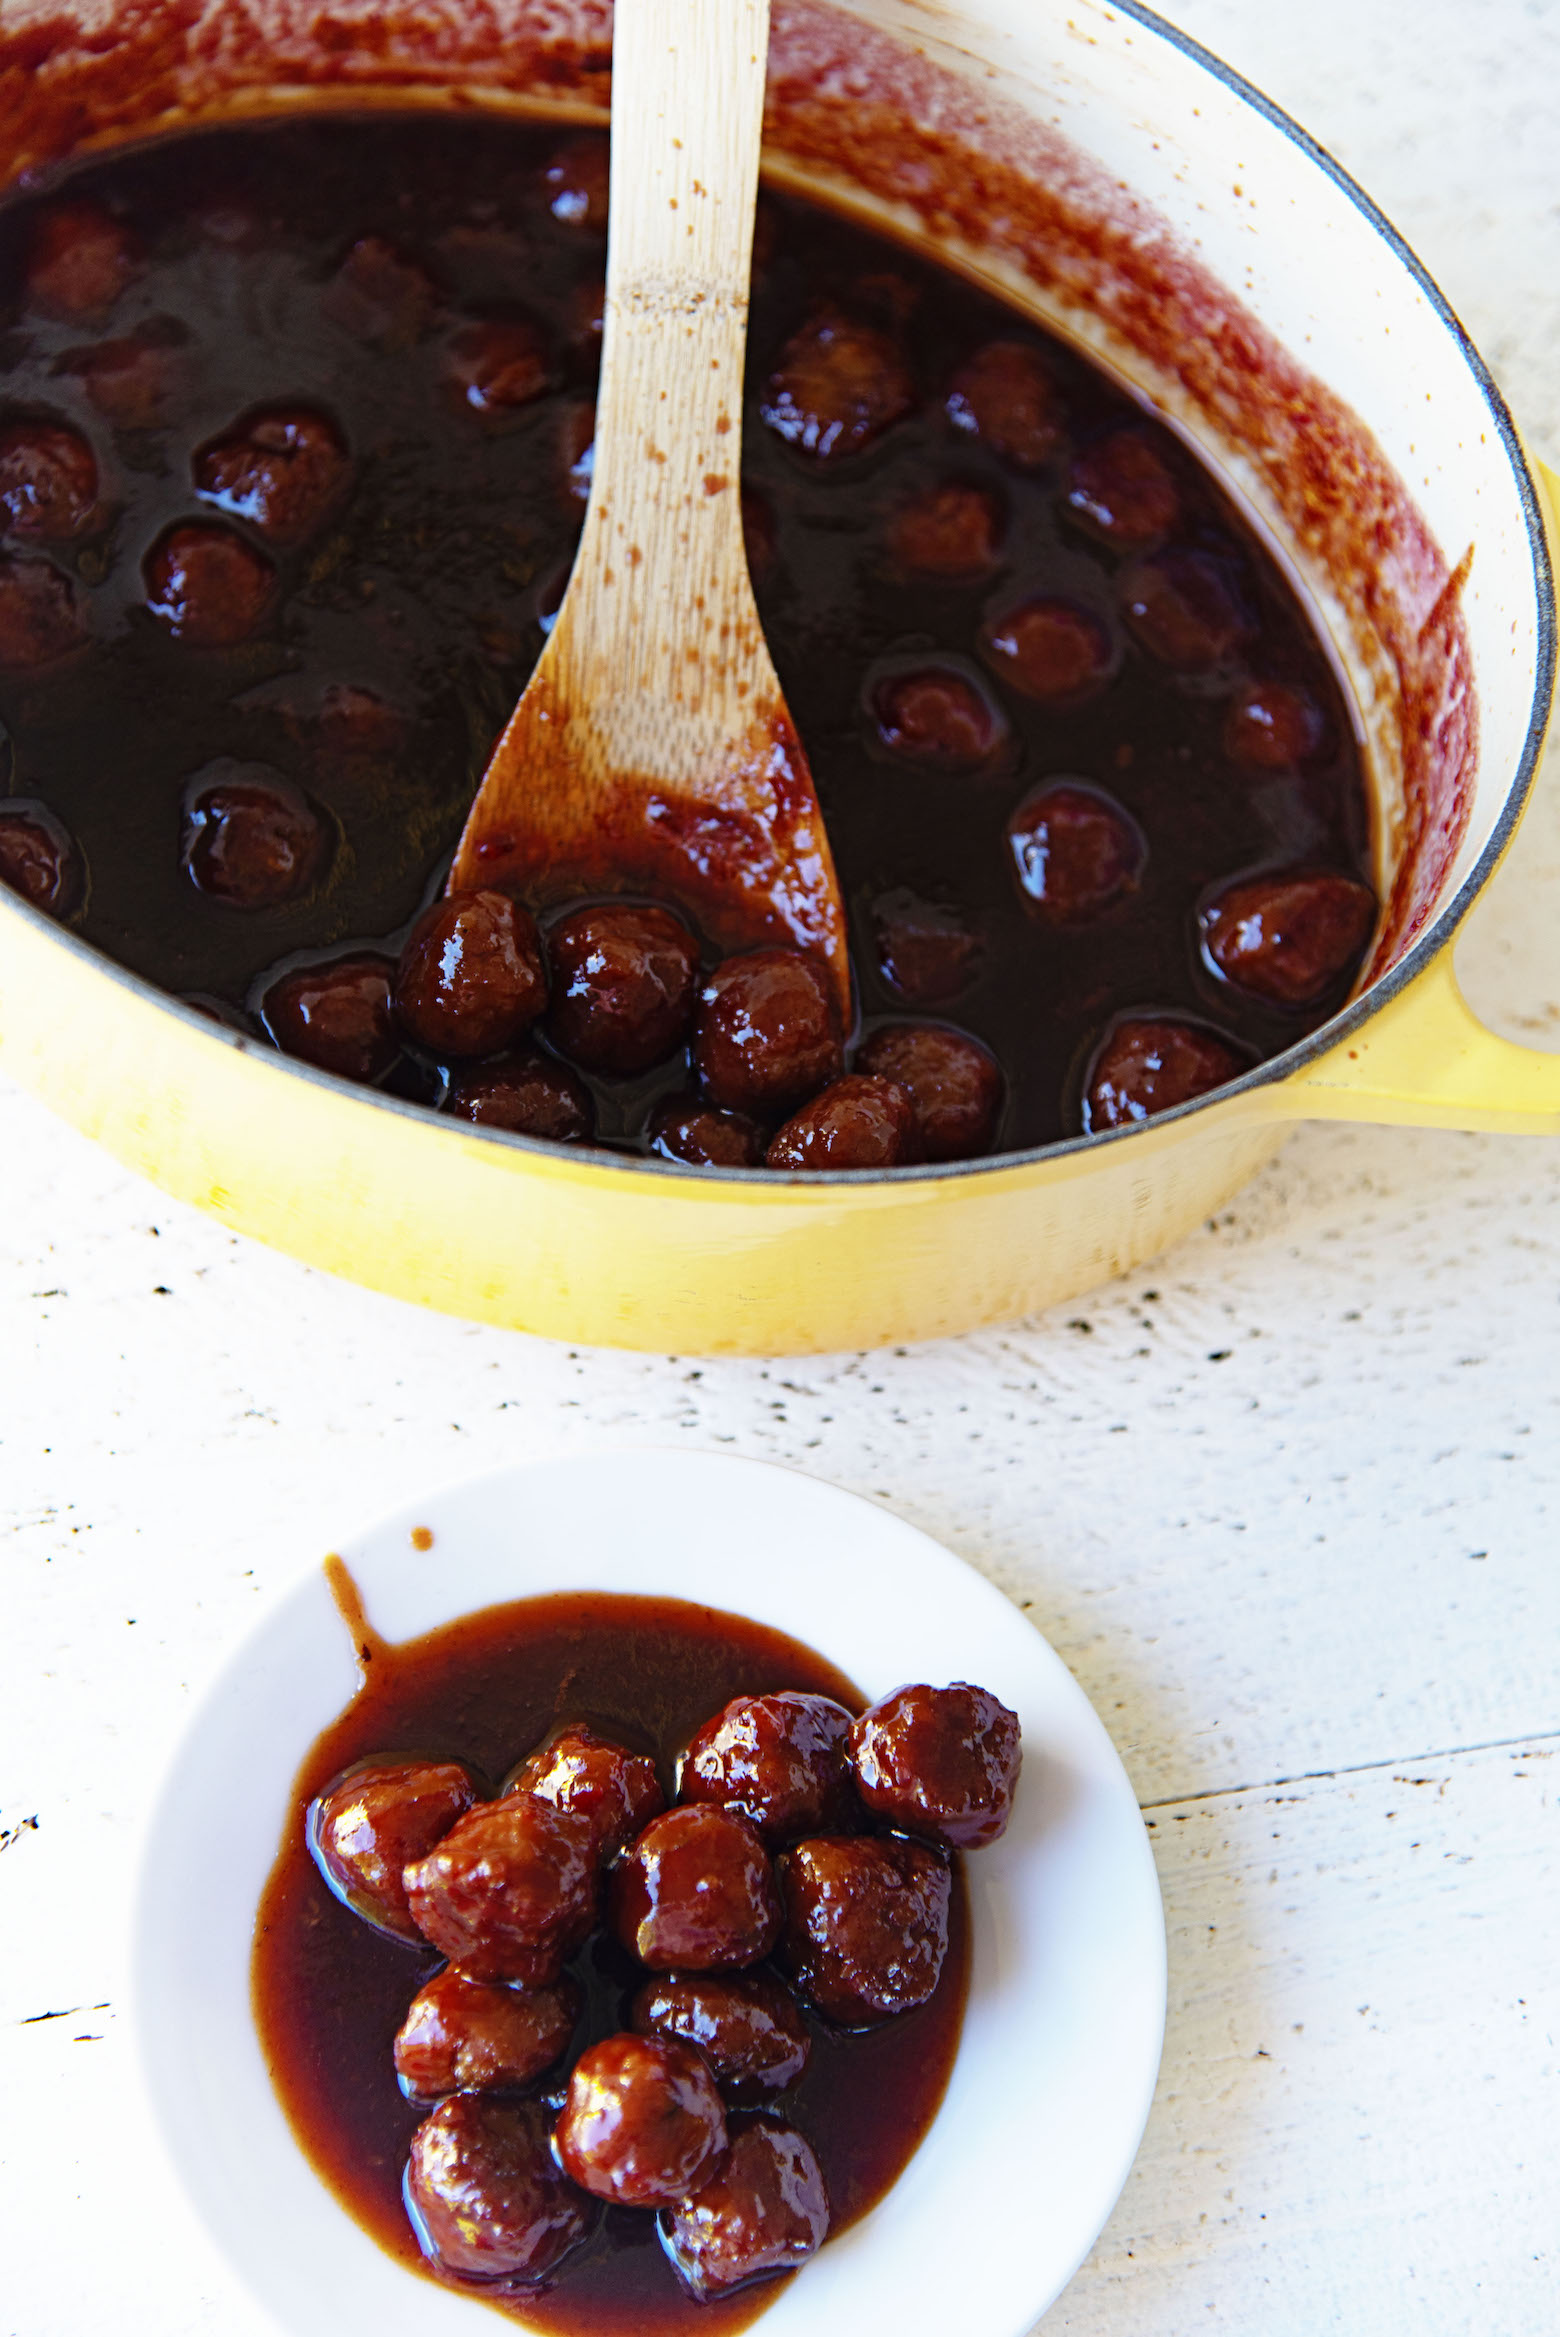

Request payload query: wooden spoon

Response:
[449,0,850,1018]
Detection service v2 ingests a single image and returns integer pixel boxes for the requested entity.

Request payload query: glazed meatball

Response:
[0,421,98,541]
[0,802,82,916]
[1224,681,1327,772]
[306,1756,477,1940]
[871,666,1008,769]
[631,1972,811,2101]
[543,138,611,231]
[394,890,548,1058]
[661,2118,829,2300]
[680,1692,856,1843]
[766,1075,917,1172]
[446,318,553,416]
[446,1052,595,1141]
[324,235,436,346]
[144,523,275,647]
[395,1967,580,2099]
[194,406,350,544]
[24,200,139,319]
[407,2096,595,2283]
[59,324,185,430]
[403,1793,600,1986]
[1065,430,1181,548]
[946,339,1063,469]
[869,889,983,1007]
[1200,869,1375,1004]
[982,597,1114,703]
[180,763,328,909]
[546,903,700,1074]
[760,309,914,461]
[0,556,83,669]
[856,1024,1002,1163]
[741,487,776,580]
[1084,1015,1248,1130]
[692,949,843,1120]
[778,1835,951,2026]
[1005,781,1145,923]
[649,1097,764,1168]
[553,2032,728,2208]
[852,1681,1021,1849]
[887,480,1004,579]
[507,1724,665,1858]
[263,954,400,1085]
[1121,548,1254,670]
[611,1806,780,1972]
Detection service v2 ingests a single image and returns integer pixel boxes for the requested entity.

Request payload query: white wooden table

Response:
[3,5,1558,2330]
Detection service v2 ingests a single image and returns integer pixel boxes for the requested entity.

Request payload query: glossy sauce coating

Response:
[0,115,1373,1153]
[253,1591,970,2337]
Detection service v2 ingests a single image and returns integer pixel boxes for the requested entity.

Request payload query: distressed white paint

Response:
[3,1,1559,2331]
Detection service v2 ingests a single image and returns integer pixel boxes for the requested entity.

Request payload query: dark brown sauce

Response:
[0,112,1376,1152]
[252,1586,970,2336]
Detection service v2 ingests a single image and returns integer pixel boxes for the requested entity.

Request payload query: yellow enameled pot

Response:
[0,0,1556,1355]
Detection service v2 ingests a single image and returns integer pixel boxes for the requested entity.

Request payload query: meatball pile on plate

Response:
[307,1679,1021,2301]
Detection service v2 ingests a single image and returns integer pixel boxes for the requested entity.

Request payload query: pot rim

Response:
[2,0,1553,1189]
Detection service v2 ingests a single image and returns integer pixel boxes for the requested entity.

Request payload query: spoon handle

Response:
[571,0,769,690]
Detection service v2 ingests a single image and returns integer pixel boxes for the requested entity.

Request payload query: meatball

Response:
[306,1756,478,1941]
[766,1076,917,1172]
[543,138,611,231]
[1121,547,1254,670]
[1224,681,1327,772]
[394,890,548,1058]
[324,235,436,347]
[871,667,1008,769]
[692,949,843,1120]
[0,555,83,669]
[661,2118,829,2299]
[946,340,1063,469]
[611,1806,780,1972]
[394,1968,580,2099]
[446,1052,595,1142]
[1065,430,1181,548]
[1084,1015,1248,1130]
[0,801,83,917]
[407,2096,594,2283]
[680,1692,856,1844]
[982,596,1114,704]
[777,1834,951,2026]
[851,1681,1021,1849]
[869,889,983,1007]
[649,1097,764,1168]
[144,523,275,647]
[507,1724,665,1858]
[194,406,350,545]
[446,318,553,416]
[1005,781,1145,923]
[741,488,776,580]
[887,480,1004,579]
[1200,869,1376,1004]
[856,1024,1001,1163]
[0,420,98,541]
[59,324,185,430]
[546,903,700,1074]
[631,1972,811,2101]
[262,953,400,1085]
[562,402,596,505]
[24,201,139,319]
[553,2032,728,2208]
[760,309,914,461]
[403,1793,600,1986]
[180,763,328,909]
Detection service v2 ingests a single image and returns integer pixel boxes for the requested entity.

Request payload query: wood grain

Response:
[451,0,850,1008]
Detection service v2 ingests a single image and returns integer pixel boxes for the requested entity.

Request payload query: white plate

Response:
[134,1450,1165,2336]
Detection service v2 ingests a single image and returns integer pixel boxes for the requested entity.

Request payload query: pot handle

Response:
[1275,454,1560,1137]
